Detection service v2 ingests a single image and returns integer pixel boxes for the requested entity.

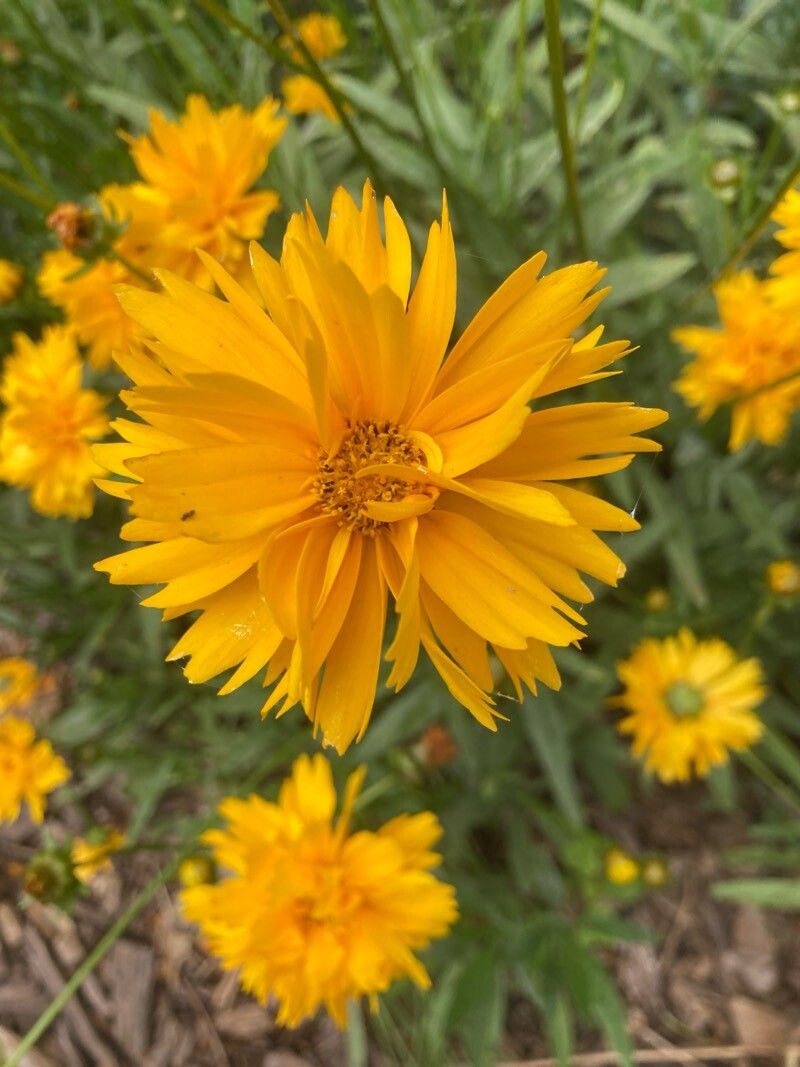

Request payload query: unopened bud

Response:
[46,202,94,251]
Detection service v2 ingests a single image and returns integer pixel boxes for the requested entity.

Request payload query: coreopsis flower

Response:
[768,185,800,312]
[0,327,109,518]
[118,94,286,288]
[614,629,765,783]
[181,753,457,1027]
[0,657,44,715]
[766,559,800,596]
[0,259,24,303]
[673,272,800,450]
[0,716,70,823]
[281,12,346,61]
[37,250,140,370]
[71,828,126,883]
[282,74,340,123]
[604,847,639,886]
[96,183,666,753]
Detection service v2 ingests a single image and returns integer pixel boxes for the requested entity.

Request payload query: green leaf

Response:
[447,952,504,1067]
[604,253,697,309]
[712,879,800,909]
[574,0,681,65]
[522,692,585,827]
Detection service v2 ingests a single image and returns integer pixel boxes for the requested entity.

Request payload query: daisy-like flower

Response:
[96,183,666,753]
[0,326,109,518]
[0,716,70,823]
[0,657,44,715]
[604,847,639,886]
[118,94,286,289]
[673,272,800,450]
[768,185,800,312]
[281,12,346,61]
[614,629,765,783]
[0,259,24,304]
[71,828,126,883]
[38,249,140,370]
[181,753,457,1027]
[282,74,341,123]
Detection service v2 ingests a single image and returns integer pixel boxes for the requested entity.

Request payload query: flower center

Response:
[665,681,704,718]
[313,420,426,535]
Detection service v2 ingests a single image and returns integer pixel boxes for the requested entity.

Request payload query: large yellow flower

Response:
[0,259,23,304]
[615,629,765,783]
[96,183,666,752]
[0,657,44,715]
[0,326,109,518]
[181,753,457,1027]
[38,249,140,370]
[0,716,70,823]
[673,272,800,450]
[768,184,800,312]
[119,94,286,288]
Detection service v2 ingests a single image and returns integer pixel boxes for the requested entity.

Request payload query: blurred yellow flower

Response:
[282,12,346,61]
[182,753,457,1028]
[95,182,665,753]
[0,657,43,715]
[640,856,669,888]
[282,74,341,122]
[615,629,765,783]
[71,828,126,883]
[38,249,140,370]
[0,259,23,303]
[673,272,800,450]
[0,326,109,518]
[766,559,800,596]
[604,847,639,886]
[0,716,70,823]
[119,94,286,288]
[768,185,800,312]
[644,587,669,612]
[178,854,217,888]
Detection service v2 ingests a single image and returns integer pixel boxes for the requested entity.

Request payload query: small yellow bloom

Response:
[0,657,43,715]
[673,272,800,451]
[281,13,346,61]
[766,559,800,596]
[282,74,341,122]
[178,854,217,888]
[0,716,70,823]
[95,182,666,753]
[640,856,669,888]
[615,628,765,783]
[0,259,23,304]
[644,587,669,612]
[182,753,457,1028]
[604,847,639,886]
[767,185,800,313]
[71,829,126,883]
[0,326,109,518]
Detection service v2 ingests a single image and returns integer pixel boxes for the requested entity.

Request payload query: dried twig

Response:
[491,1045,781,1067]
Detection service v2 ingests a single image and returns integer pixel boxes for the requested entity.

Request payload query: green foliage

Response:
[1,0,800,1063]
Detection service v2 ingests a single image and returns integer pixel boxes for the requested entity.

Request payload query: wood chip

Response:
[728,995,793,1048]
[213,1003,272,1040]
[107,939,155,1059]
[0,1024,57,1067]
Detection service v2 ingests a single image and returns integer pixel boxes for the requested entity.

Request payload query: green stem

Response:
[2,861,177,1067]
[738,749,800,819]
[0,172,52,211]
[574,0,604,139]
[511,0,529,194]
[0,117,56,199]
[543,0,588,259]
[190,0,302,69]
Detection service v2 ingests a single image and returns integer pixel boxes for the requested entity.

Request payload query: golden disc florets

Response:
[313,420,427,534]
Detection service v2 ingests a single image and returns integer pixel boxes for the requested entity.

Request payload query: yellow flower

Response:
[615,629,765,783]
[673,272,800,450]
[644,587,669,612]
[0,657,43,715]
[119,94,286,288]
[37,249,140,370]
[181,753,457,1027]
[767,185,800,313]
[282,12,346,61]
[71,828,126,883]
[95,182,666,753]
[766,559,800,596]
[604,847,639,886]
[0,716,70,823]
[0,259,23,303]
[282,74,341,122]
[0,326,109,518]
[640,857,669,888]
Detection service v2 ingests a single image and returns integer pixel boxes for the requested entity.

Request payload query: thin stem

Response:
[0,172,52,211]
[511,0,529,194]
[738,749,800,819]
[574,0,604,139]
[543,0,588,259]
[4,861,178,1067]
[190,0,301,69]
[0,117,56,199]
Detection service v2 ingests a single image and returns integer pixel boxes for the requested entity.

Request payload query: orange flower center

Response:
[313,420,426,535]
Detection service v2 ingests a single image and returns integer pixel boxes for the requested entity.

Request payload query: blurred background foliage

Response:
[1,1,800,1064]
